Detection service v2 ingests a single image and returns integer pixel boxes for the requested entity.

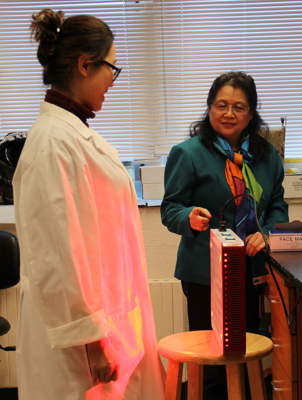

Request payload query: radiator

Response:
[149,278,188,380]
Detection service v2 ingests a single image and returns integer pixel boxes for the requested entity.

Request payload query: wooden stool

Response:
[158,331,273,400]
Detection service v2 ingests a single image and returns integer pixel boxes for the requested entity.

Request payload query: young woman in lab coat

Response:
[13,9,165,400]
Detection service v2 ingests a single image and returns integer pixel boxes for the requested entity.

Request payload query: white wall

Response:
[139,207,180,279]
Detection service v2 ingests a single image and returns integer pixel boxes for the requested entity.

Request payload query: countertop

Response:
[263,250,302,293]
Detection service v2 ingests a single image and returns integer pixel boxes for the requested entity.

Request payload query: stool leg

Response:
[247,359,267,400]
[226,363,246,400]
[188,363,203,400]
[165,359,183,400]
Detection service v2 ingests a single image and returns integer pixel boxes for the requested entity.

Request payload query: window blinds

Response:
[0,0,158,161]
[153,0,302,158]
[0,0,301,159]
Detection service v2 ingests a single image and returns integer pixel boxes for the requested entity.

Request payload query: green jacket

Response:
[161,135,289,285]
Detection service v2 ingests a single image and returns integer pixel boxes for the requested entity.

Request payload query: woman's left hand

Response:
[245,232,268,257]
[86,339,119,385]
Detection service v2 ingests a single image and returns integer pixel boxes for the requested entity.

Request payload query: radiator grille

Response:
[149,279,188,380]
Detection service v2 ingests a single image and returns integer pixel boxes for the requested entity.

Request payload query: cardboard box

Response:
[142,183,164,200]
[269,230,302,252]
[140,166,165,184]
[283,174,302,198]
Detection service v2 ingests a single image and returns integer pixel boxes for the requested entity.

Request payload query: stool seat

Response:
[158,331,274,400]
[158,330,273,365]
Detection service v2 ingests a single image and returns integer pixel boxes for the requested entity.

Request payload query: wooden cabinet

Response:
[265,266,302,400]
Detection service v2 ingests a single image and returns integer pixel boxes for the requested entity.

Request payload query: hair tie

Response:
[56,26,63,38]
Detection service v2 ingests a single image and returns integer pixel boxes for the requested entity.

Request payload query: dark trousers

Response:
[181,260,260,400]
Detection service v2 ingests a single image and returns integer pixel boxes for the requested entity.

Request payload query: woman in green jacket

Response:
[161,71,288,400]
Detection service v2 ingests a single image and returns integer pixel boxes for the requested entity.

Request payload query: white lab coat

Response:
[13,102,165,400]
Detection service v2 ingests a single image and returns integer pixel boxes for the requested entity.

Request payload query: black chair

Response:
[0,231,20,352]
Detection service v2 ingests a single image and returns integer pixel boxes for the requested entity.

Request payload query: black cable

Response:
[220,193,295,329]
[0,344,16,351]
[288,293,302,329]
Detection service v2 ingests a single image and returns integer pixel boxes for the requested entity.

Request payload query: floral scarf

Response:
[213,134,266,241]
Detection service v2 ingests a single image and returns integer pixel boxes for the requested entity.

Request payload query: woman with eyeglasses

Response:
[13,9,165,400]
[161,71,288,399]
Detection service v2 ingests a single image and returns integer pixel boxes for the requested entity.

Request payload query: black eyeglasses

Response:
[103,61,122,82]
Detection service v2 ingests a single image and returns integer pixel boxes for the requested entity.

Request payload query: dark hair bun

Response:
[29,9,114,88]
[30,9,65,66]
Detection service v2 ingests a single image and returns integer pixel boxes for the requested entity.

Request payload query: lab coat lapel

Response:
[40,101,122,165]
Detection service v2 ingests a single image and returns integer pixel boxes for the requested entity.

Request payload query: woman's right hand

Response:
[86,338,119,385]
[189,207,212,231]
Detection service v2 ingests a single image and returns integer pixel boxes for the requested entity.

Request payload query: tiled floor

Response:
[180,376,272,400]
[1,381,271,400]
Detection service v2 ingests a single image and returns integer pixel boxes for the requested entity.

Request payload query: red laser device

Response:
[210,229,246,355]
